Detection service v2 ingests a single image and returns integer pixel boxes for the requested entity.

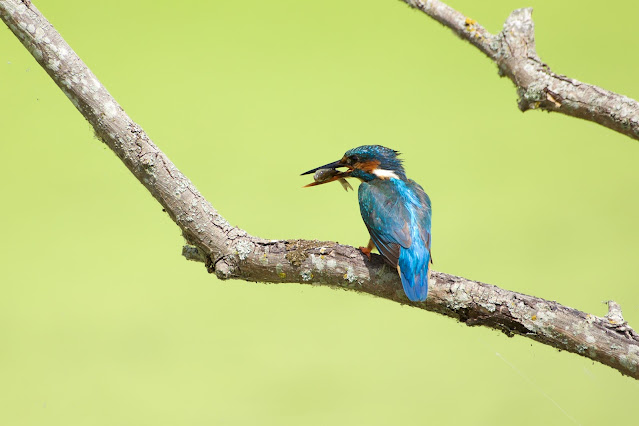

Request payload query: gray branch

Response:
[2,0,639,379]
[401,0,639,141]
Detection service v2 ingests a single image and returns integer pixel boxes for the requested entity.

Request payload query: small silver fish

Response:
[312,168,353,191]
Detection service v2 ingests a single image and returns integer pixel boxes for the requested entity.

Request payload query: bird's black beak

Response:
[300,160,345,176]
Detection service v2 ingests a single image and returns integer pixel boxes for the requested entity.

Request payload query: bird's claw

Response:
[359,246,372,261]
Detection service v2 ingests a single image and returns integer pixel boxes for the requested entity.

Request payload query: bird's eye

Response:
[350,155,359,163]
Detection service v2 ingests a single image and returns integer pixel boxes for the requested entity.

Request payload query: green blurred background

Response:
[2,0,639,424]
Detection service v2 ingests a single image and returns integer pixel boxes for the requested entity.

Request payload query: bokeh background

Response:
[2,0,639,424]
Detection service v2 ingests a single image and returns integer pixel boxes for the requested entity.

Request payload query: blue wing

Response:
[358,179,411,267]
[358,179,432,301]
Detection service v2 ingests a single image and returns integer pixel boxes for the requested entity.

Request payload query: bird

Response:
[301,145,432,301]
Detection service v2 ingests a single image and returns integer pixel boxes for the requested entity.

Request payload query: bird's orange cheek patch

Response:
[354,160,381,173]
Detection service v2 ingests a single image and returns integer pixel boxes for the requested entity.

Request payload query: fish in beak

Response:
[301,160,353,191]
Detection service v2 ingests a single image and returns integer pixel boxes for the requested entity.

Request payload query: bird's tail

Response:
[398,245,430,302]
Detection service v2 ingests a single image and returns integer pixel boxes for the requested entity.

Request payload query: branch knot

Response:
[603,301,639,341]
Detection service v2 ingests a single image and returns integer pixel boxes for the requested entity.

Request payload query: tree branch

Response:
[2,0,639,379]
[401,1,639,141]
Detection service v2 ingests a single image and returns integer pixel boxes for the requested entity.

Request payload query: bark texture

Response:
[2,0,639,379]
[401,1,639,141]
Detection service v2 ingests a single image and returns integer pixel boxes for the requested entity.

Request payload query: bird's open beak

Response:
[301,160,352,188]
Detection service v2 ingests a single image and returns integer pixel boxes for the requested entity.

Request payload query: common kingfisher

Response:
[302,145,432,301]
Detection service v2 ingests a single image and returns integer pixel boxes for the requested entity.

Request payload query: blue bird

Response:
[302,145,432,301]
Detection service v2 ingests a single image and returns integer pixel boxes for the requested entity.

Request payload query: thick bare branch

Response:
[2,0,639,379]
[401,1,639,141]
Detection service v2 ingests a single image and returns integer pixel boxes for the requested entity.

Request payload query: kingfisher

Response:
[302,145,432,301]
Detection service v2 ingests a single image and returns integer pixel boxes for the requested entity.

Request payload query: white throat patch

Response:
[373,168,400,180]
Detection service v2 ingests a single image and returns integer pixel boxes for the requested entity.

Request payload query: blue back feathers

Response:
[395,180,431,302]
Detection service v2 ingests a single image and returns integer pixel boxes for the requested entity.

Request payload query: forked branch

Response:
[2,0,638,378]
[401,0,639,141]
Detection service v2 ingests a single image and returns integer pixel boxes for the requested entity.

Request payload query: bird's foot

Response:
[359,245,372,261]
[359,239,375,261]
